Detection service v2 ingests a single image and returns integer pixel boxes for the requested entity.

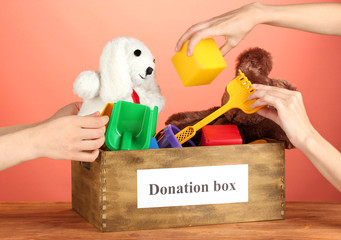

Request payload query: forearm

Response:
[255,2,341,35]
[297,128,341,192]
[0,122,43,137]
[0,127,39,171]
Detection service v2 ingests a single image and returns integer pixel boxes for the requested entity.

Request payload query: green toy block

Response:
[105,101,158,151]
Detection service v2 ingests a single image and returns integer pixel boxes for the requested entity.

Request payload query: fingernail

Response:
[175,46,178,52]
[187,49,192,57]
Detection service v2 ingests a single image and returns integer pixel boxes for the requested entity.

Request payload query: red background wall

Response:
[0,0,340,201]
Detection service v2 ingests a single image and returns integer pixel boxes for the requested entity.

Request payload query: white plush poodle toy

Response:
[73,37,165,116]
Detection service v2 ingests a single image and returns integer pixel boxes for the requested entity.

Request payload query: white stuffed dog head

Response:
[100,37,156,102]
[74,37,165,116]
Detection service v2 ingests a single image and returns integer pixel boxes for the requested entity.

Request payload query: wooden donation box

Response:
[72,143,285,232]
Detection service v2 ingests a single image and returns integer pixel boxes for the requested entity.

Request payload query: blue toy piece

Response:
[149,137,159,149]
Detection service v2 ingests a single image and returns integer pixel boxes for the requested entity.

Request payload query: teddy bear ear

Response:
[269,78,298,91]
[235,47,273,77]
[99,38,133,102]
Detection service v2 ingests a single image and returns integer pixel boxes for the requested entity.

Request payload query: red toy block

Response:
[201,125,242,146]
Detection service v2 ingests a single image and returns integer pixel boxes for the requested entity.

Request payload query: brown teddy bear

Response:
[166,47,297,149]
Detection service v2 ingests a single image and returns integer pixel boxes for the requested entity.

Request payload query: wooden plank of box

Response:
[72,143,285,232]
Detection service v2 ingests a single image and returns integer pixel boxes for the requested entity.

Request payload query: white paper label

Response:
[137,164,248,208]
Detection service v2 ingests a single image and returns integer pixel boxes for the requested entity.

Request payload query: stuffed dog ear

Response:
[99,38,132,102]
[73,71,100,100]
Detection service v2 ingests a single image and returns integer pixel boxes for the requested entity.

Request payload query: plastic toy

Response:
[201,125,242,146]
[149,137,159,149]
[100,103,114,118]
[100,103,114,128]
[166,47,298,149]
[249,139,268,144]
[171,38,227,87]
[105,101,158,151]
[155,124,196,148]
[175,70,263,144]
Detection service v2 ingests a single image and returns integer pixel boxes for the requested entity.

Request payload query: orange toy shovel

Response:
[175,70,264,144]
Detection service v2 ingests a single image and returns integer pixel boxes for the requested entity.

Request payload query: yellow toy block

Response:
[171,38,227,87]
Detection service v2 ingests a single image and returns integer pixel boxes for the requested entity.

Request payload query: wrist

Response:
[248,2,268,26]
[250,2,278,26]
[294,127,321,154]
[27,125,45,160]
[8,127,43,163]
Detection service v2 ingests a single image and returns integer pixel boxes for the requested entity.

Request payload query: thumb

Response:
[74,102,83,111]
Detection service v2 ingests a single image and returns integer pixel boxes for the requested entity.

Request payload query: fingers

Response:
[74,102,83,110]
[248,84,304,124]
[176,26,236,56]
[186,28,213,56]
[255,107,280,126]
[74,149,100,162]
[220,40,235,56]
[80,126,106,140]
[175,22,208,53]
[79,115,109,129]
[249,84,294,108]
[80,136,105,152]
[71,115,108,156]
[175,4,255,56]
[252,84,299,95]
[250,93,283,109]
[67,102,83,115]
[86,111,100,117]
[69,136,105,162]
[252,84,302,104]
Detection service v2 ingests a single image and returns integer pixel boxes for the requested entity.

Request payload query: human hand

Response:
[32,114,109,162]
[175,2,262,56]
[248,84,316,149]
[49,102,83,120]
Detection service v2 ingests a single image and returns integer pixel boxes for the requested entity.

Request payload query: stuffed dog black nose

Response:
[146,67,153,75]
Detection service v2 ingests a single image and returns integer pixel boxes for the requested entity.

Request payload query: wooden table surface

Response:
[0,202,340,239]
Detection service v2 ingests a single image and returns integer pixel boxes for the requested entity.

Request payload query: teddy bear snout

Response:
[146,67,154,76]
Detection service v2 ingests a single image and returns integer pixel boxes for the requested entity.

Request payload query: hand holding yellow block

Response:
[171,39,227,87]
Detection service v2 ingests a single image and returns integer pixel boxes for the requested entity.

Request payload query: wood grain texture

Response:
[72,159,103,230]
[72,143,285,232]
[0,202,340,240]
